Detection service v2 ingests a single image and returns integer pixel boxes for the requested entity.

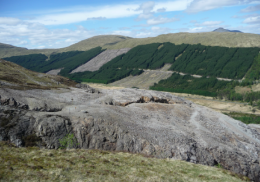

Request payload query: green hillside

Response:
[103,32,260,50]
[101,42,259,79]
[3,42,260,103]
[4,47,103,75]
[1,33,260,59]
[0,59,76,90]
[0,35,131,58]
[150,73,228,97]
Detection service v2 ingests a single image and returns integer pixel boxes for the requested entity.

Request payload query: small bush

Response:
[59,134,79,149]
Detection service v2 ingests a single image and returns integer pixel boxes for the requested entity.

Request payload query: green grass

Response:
[149,73,228,97]
[104,32,260,50]
[0,141,249,182]
[225,112,260,124]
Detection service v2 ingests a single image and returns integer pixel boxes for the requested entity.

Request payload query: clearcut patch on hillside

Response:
[109,65,172,89]
[71,48,130,73]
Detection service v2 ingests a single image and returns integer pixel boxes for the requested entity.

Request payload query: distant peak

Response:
[213,27,243,33]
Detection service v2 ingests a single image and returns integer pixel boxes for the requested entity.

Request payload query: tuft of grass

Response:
[0,141,250,182]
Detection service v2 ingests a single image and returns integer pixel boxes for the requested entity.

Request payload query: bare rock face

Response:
[0,86,260,181]
[75,83,100,93]
[0,96,29,109]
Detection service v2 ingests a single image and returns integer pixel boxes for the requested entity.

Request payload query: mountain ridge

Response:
[1,32,260,58]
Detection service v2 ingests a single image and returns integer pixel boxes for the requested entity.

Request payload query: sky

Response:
[1,0,260,49]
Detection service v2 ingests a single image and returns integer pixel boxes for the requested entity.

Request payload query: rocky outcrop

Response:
[0,96,28,109]
[75,83,100,93]
[71,48,131,73]
[0,86,260,181]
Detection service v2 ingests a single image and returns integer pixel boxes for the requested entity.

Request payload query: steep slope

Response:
[58,35,132,52]
[0,59,76,90]
[109,65,173,89]
[71,48,131,73]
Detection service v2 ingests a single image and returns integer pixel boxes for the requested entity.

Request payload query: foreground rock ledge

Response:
[0,86,260,181]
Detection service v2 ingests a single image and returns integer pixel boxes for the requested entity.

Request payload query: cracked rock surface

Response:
[0,85,260,181]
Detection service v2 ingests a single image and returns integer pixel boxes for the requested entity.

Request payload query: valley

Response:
[3,39,260,101]
[2,0,260,179]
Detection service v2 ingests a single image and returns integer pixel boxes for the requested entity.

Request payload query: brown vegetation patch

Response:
[0,141,250,181]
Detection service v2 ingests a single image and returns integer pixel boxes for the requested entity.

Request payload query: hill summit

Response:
[213,27,243,33]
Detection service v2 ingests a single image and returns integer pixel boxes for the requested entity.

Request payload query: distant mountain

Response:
[213,27,243,33]
[2,32,260,58]
[0,43,27,49]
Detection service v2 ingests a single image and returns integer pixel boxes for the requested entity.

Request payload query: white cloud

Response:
[3,0,258,49]
[0,17,21,25]
[36,45,46,49]
[110,27,173,38]
[157,8,166,12]
[186,0,256,13]
[0,19,95,48]
[241,4,260,12]
[136,1,155,13]
[111,30,132,36]
[0,1,192,48]
[119,27,131,30]
[87,17,106,20]
[189,27,204,32]
[135,1,155,20]
[147,16,179,25]
[151,26,172,33]
[134,1,181,26]
[155,0,193,12]
[29,4,140,25]
[197,21,223,26]
[185,20,224,33]
[25,1,192,25]
[190,20,198,23]
[243,15,260,24]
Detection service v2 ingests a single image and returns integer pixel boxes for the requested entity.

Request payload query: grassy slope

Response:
[58,35,132,53]
[0,59,76,89]
[0,141,249,182]
[1,32,260,58]
[0,43,57,59]
[225,112,260,124]
[103,32,260,50]
[0,35,131,58]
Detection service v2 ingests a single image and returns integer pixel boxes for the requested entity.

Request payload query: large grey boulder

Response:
[0,86,260,181]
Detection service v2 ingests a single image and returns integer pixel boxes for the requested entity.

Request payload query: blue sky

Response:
[1,0,260,49]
